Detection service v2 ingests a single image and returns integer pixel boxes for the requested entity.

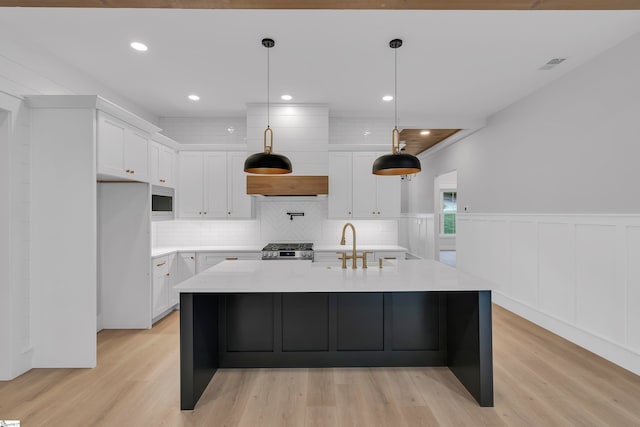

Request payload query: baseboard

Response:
[493,292,640,376]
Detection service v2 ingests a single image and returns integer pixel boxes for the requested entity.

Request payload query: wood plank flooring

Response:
[2,305,640,426]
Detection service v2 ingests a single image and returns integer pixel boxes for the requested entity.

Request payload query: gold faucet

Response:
[340,223,357,269]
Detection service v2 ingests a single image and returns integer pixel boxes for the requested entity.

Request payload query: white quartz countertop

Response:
[152,246,262,257]
[174,259,492,293]
[313,244,407,252]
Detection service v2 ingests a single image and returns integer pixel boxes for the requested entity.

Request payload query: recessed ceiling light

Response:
[382,95,393,102]
[420,130,431,136]
[281,94,293,101]
[227,126,235,134]
[130,42,148,52]
[188,94,200,101]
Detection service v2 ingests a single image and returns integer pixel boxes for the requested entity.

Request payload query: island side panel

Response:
[446,290,494,407]
[180,293,219,410]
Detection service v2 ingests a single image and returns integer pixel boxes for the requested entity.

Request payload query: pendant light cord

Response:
[394,46,398,130]
[267,44,270,128]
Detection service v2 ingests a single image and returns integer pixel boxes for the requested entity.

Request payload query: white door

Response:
[178,152,204,218]
[352,152,378,218]
[328,152,353,218]
[227,152,252,218]
[96,112,126,178]
[203,152,228,218]
[124,129,150,182]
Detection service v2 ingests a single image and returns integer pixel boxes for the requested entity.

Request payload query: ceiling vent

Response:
[539,58,567,71]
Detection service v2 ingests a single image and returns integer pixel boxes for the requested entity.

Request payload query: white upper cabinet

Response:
[150,140,177,188]
[97,112,127,177]
[352,152,379,218]
[227,152,253,218]
[328,152,353,218]
[203,152,228,218]
[178,151,252,219]
[330,152,401,219]
[178,152,206,218]
[97,111,151,182]
[159,146,176,188]
[124,129,150,181]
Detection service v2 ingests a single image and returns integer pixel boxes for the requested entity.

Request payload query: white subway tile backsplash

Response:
[153,198,398,247]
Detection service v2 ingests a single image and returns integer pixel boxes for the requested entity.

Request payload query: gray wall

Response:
[406,31,640,215]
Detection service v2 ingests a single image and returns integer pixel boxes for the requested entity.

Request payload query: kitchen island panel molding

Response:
[457,212,640,376]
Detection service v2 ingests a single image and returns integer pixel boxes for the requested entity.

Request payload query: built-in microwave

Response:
[151,186,174,220]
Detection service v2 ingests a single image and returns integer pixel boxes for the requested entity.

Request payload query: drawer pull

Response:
[190,256,195,260]
[166,273,170,276]
[383,257,397,260]
[156,262,166,267]
[225,257,239,261]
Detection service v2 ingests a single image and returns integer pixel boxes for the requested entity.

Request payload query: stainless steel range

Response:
[261,243,314,260]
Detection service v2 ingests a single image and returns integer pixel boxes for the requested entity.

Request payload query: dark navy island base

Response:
[180,290,493,410]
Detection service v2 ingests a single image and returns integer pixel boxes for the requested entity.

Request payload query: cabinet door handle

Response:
[199,212,202,215]
[190,256,195,260]
[383,257,397,260]
[203,212,207,214]
[126,169,131,173]
[348,211,351,215]
[225,257,238,261]
[377,211,380,215]
[228,212,231,215]
[372,211,375,214]
[156,262,166,267]
[166,272,170,276]
[131,170,135,174]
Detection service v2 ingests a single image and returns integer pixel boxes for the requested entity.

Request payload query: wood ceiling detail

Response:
[399,129,460,156]
[0,0,638,9]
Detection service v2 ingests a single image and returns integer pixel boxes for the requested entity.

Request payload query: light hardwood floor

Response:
[2,305,640,426]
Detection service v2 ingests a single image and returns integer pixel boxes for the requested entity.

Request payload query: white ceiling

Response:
[1,9,640,124]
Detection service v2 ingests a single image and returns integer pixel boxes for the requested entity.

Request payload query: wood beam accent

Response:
[399,129,460,156]
[247,175,328,196]
[0,0,638,9]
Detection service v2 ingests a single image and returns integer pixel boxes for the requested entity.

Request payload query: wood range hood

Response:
[246,175,329,196]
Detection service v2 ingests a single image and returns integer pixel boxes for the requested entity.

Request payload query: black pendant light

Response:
[372,39,422,176]
[244,38,292,174]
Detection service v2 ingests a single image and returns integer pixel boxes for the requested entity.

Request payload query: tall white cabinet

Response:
[328,152,401,219]
[178,151,253,219]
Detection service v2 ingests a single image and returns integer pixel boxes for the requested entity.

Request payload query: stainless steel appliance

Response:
[261,243,314,260]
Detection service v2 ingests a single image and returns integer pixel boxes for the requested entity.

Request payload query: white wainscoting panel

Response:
[538,222,574,324]
[457,213,640,375]
[628,226,640,353]
[510,221,539,307]
[575,224,624,346]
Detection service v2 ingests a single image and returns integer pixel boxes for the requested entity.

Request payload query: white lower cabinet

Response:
[152,255,170,319]
[195,251,261,274]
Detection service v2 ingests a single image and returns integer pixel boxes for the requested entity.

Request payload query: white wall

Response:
[409,32,640,374]
[0,92,32,380]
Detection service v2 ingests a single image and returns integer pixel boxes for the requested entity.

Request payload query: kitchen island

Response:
[175,259,493,409]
